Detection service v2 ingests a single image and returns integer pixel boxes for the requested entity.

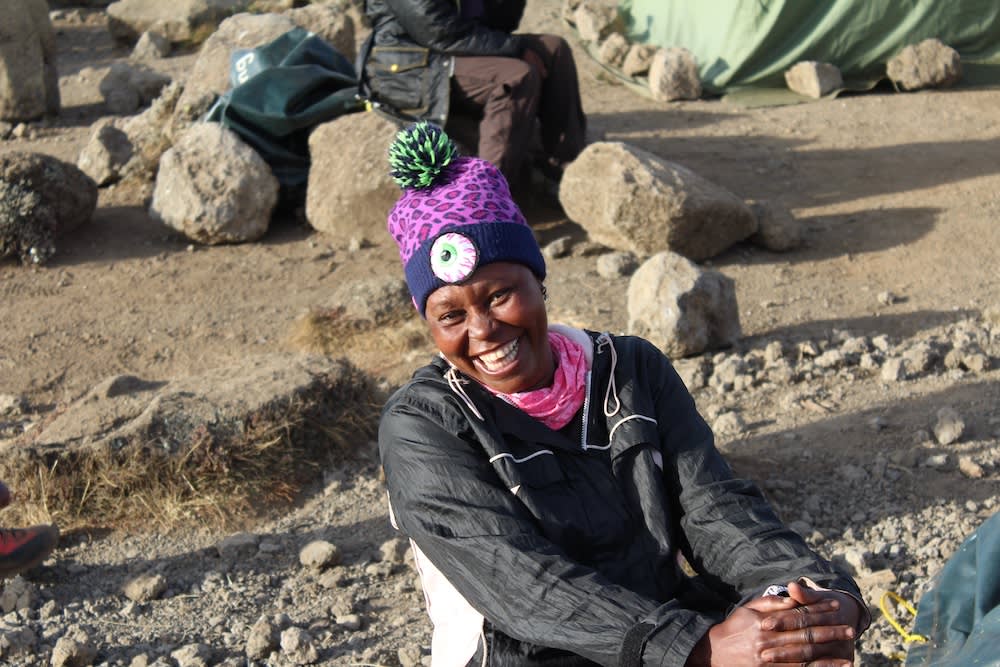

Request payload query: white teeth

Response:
[478,338,519,370]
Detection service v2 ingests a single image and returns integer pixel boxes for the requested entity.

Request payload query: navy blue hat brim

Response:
[405,222,546,318]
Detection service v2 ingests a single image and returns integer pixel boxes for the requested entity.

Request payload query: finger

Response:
[761,601,842,631]
[764,610,846,632]
[746,595,800,613]
[787,580,826,605]
[757,625,856,650]
[759,634,855,662]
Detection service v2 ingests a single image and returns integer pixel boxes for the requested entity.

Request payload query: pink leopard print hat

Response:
[386,122,545,317]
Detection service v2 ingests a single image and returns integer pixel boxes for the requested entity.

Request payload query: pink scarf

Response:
[486,331,588,430]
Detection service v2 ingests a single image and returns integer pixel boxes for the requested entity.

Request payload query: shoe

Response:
[0,482,9,509]
[0,524,59,579]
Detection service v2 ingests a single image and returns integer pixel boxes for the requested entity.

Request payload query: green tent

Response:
[618,0,1000,94]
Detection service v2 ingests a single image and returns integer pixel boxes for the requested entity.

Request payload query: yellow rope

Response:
[880,590,929,644]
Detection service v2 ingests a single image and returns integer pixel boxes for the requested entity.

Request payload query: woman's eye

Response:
[439,310,463,323]
[489,288,512,305]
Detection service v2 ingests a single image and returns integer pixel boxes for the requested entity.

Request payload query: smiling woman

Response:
[376,122,870,667]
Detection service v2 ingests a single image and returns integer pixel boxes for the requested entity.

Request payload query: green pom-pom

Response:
[388,121,457,189]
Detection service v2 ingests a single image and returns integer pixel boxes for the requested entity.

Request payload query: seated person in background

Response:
[378,122,870,666]
[0,480,59,580]
[362,0,587,192]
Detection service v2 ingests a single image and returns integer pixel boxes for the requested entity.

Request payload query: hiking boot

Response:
[0,524,59,579]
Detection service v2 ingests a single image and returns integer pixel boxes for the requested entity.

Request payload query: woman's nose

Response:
[467,308,496,338]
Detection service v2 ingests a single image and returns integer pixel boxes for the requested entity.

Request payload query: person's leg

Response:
[518,34,588,166]
[450,55,541,185]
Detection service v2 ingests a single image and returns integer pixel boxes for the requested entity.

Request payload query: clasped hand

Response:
[688,581,860,666]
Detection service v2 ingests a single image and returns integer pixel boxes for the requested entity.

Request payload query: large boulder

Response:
[150,122,279,244]
[559,142,757,261]
[285,1,359,62]
[1,153,98,265]
[305,111,401,241]
[627,251,741,358]
[0,0,59,121]
[106,0,252,44]
[887,38,962,91]
[172,13,298,130]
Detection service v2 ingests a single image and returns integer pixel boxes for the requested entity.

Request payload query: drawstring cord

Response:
[596,332,658,445]
[597,333,621,418]
[445,366,485,421]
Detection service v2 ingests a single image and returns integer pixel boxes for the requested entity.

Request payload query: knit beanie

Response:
[387,122,546,317]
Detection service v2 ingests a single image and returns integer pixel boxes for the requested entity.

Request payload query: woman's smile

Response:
[474,337,521,374]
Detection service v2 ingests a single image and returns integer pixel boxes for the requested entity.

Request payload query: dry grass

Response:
[288,306,430,369]
[0,364,381,531]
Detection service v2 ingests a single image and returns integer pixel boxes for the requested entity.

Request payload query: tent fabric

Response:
[904,511,1000,667]
[618,0,1000,95]
[205,27,365,190]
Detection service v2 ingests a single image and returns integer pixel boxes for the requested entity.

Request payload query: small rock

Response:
[122,574,167,602]
[50,627,97,667]
[880,358,906,382]
[131,31,171,61]
[712,411,746,437]
[933,407,965,445]
[958,456,984,479]
[598,33,629,68]
[318,570,347,589]
[170,643,213,667]
[877,291,897,306]
[784,61,843,98]
[335,613,362,630]
[280,627,319,665]
[621,43,658,78]
[244,618,282,657]
[573,0,621,42]
[648,47,701,102]
[379,538,408,564]
[596,251,638,278]
[543,236,573,259]
[922,453,950,469]
[747,200,800,252]
[299,540,340,570]
[0,394,23,415]
[0,577,37,614]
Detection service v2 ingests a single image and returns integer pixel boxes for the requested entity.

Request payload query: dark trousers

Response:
[449,34,587,185]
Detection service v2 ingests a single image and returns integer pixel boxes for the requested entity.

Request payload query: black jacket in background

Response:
[379,329,863,666]
[362,0,527,124]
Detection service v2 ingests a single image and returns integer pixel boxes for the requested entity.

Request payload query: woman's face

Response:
[424,262,553,394]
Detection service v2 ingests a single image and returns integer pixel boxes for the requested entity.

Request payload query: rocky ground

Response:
[2,2,999,666]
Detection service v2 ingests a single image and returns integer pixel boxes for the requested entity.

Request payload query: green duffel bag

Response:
[205,27,365,192]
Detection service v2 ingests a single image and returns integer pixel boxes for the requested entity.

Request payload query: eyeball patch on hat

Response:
[387,121,545,317]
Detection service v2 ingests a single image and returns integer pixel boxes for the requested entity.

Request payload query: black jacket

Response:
[362,0,527,124]
[379,329,863,666]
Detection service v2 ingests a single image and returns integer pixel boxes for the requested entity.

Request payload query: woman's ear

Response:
[537,280,548,301]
